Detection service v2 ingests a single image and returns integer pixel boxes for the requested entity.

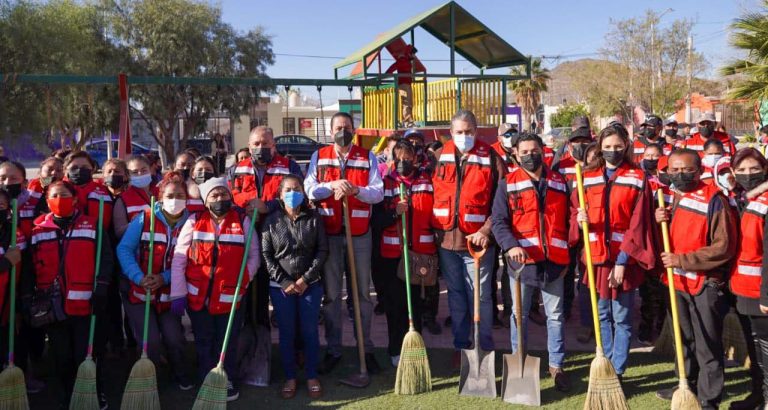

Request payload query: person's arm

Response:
[303,213,328,285]
[170,215,196,299]
[304,151,333,201]
[678,196,738,272]
[116,214,146,286]
[490,181,519,252]
[618,178,658,270]
[478,152,506,239]
[244,216,260,281]
[112,197,130,239]
[353,151,384,204]
[260,217,291,288]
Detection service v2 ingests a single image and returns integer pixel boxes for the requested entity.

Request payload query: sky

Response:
[219,0,758,101]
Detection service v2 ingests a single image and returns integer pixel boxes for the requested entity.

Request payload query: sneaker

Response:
[98,393,109,410]
[656,387,676,401]
[424,319,442,335]
[637,333,653,347]
[226,381,240,402]
[365,353,382,374]
[318,353,342,375]
[176,375,194,391]
[549,366,571,392]
[576,327,593,344]
[390,355,400,368]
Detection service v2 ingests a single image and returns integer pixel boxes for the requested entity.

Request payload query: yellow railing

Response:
[460,78,505,127]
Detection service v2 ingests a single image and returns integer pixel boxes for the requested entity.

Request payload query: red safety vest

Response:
[649,177,674,207]
[730,192,768,299]
[431,140,494,234]
[27,179,44,201]
[554,153,578,188]
[30,212,98,316]
[231,155,291,208]
[663,182,722,295]
[631,138,673,164]
[683,132,736,157]
[18,192,40,240]
[543,146,555,168]
[69,180,114,229]
[120,186,151,221]
[380,172,436,258]
[582,163,646,265]
[0,229,25,325]
[505,167,570,265]
[185,210,249,315]
[314,145,372,236]
[127,209,177,312]
[490,141,516,173]
[186,198,206,213]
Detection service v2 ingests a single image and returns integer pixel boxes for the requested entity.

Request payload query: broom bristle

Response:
[0,365,27,410]
[671,385,702,410]
[394,330,432,395]
[70,357,98,410]
[120,357,160,410]
[192,366,228,410]
[583,353,629,410]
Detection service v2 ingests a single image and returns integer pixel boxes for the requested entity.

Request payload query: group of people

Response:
[0,107,767,409]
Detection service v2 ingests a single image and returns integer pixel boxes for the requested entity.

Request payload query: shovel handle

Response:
[467,238,487,260]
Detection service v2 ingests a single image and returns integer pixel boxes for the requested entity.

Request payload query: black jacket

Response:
[261,205,328,289]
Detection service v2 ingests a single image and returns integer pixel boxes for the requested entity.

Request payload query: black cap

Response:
[571,115,591,129]
[569,127,592,141]
[641,115,663,127]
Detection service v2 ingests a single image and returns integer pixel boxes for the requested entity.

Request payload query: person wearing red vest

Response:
[113,155,155,240]
[117,171,192,390]
[632,115,672,164]
[63,151,114,231]
[491,133,572,391]
[699,138,726,186]
[28,180,113,408]
[304,112,384,374]
[0,161,38,241]
[431,109,506,368]
[683,112,737,158]
[654,149,737,408]
[570,125,657,379]
[170,177,260,401]
[492,123,519,173]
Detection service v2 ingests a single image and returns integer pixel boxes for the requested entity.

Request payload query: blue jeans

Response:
[270,283,323,379]
[188,306,244,383]
[439,246,495,351]
[510,275,565,368]
[596,290,635,375]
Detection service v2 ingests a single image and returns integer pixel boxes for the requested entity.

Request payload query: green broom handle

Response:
[142,197,156,356]
[399,183,415,329]
[7,199,17,366]
[85,199,104,358]
[218,206,258,365]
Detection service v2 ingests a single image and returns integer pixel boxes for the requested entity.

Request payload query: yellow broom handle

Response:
[575,163,604,353]
[657,189,689,384]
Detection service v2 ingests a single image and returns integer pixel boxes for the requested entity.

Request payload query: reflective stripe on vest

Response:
[731,193,768,298]
[315,145,372,236]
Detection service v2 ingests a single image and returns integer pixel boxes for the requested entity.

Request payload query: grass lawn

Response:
[30,346,752,409]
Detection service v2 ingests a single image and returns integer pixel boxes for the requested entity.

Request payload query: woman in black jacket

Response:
[261,174,328,400]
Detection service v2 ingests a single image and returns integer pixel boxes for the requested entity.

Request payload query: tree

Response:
[509,58,550,130]
[720,2,768,101]
[550,103,590,129]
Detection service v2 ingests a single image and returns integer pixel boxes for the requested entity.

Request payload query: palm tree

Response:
[509,58,550,131]
[720,3,768,101]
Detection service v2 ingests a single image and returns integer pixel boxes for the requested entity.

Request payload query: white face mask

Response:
[131,173,152,188]
[162,198,186,216]
[702,154,723,168]
[501,137,513,149]
[453,134,475,152]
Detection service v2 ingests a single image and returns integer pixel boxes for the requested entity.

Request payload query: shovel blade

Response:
[338,372,370,388]
[459,347,496,398]
[501,352,541,406]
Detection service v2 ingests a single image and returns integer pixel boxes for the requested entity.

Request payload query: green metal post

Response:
[423,76,428,125]
[449,3,455,76]
[456,78,462,111]
[361,85,366,129]
[502,79,507,123]
[393,73,399,130]
[334,68,338,80]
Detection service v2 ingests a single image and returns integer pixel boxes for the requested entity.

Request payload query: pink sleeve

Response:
[244,217,261,281]
[170,215,196,299]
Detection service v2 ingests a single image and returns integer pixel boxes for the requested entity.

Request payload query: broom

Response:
[656,189,701,410]
[192,207,258,410]
[0,199,28,410]
[575,163,629,410]
[394,182,431,395]
[70,198,104,409]
[121,197,160,410]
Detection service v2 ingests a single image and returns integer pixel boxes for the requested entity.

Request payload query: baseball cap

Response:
[697,112,717,124]
[641,115,663,127]
[498,123,518,135]
[569,126,592,141]
[664,119,678,126]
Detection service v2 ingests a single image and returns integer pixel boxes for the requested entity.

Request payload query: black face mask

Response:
[179,169,190,180]
[193,171,215,185]
[0,183,22,199]
[571,143,588,162]
[665,129,678,138]
[658,173,672,186]
[251,147,272,165]
[643,159,659,172]
[334,130,354,147]
[209,200,232,217]
[396,160,415,176]
[602,150,624,167]
[103,175,125,188]
[670,172,698,192]
[520,153,543,172]
[700,126,713,138]
[641,128,656,140]
[735,173,767,191]
[67,168,92,186]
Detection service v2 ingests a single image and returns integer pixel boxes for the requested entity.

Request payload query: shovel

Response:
[501,262,541,406]
[459,239,496,398]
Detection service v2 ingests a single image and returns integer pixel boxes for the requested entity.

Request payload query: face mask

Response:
[48,196,75,217]
[658,173,672,186]
[501,137,514,149]
[67,168,92,185]
[396,160,415,176]
[571,143,588,162]
[735,173,767,191]
[665,129,678,138]
[702,154,723,169]
[670,172,698,192]
[602,150,624,167]
[131,173,152,189]
[162,198,186,216]
[520,153,543,172]
[104,175,125,188]
[333,130,354,147]
[453,134,475,152]
[40,176,54,188]
[282,191,305,208]
[193,171,215,185]
[641,128,656,139]
[0,184,22,199]
[700,126,713,138]
[717,174,735,191]
[643,159,659,172]
[251,147,272,165]
[209,200,232,217]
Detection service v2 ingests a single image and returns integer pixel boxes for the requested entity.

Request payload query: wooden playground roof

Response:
[334,1,529,73]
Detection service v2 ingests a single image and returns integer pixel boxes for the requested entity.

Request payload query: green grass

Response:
[30,346,752,409]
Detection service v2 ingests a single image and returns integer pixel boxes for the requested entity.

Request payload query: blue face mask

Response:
[283,191,305,208]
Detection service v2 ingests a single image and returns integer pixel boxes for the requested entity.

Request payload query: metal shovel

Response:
[501,262,540,406]
[459,240,496,398]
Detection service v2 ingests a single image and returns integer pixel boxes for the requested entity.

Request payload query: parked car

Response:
[542,127,572,149]
[275,134,327,162]
[85,139,154,168]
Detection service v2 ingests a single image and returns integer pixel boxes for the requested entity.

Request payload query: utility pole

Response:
[651,19,655,113]
[685,35,693,124]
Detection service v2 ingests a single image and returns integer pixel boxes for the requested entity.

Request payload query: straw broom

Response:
[0,199,28,410]
[656,189,701,410]
[575,163,629,410]
[121,197,160,410]
[192,207,258,410]
[70,199,105,409]
[394,182,431,395]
